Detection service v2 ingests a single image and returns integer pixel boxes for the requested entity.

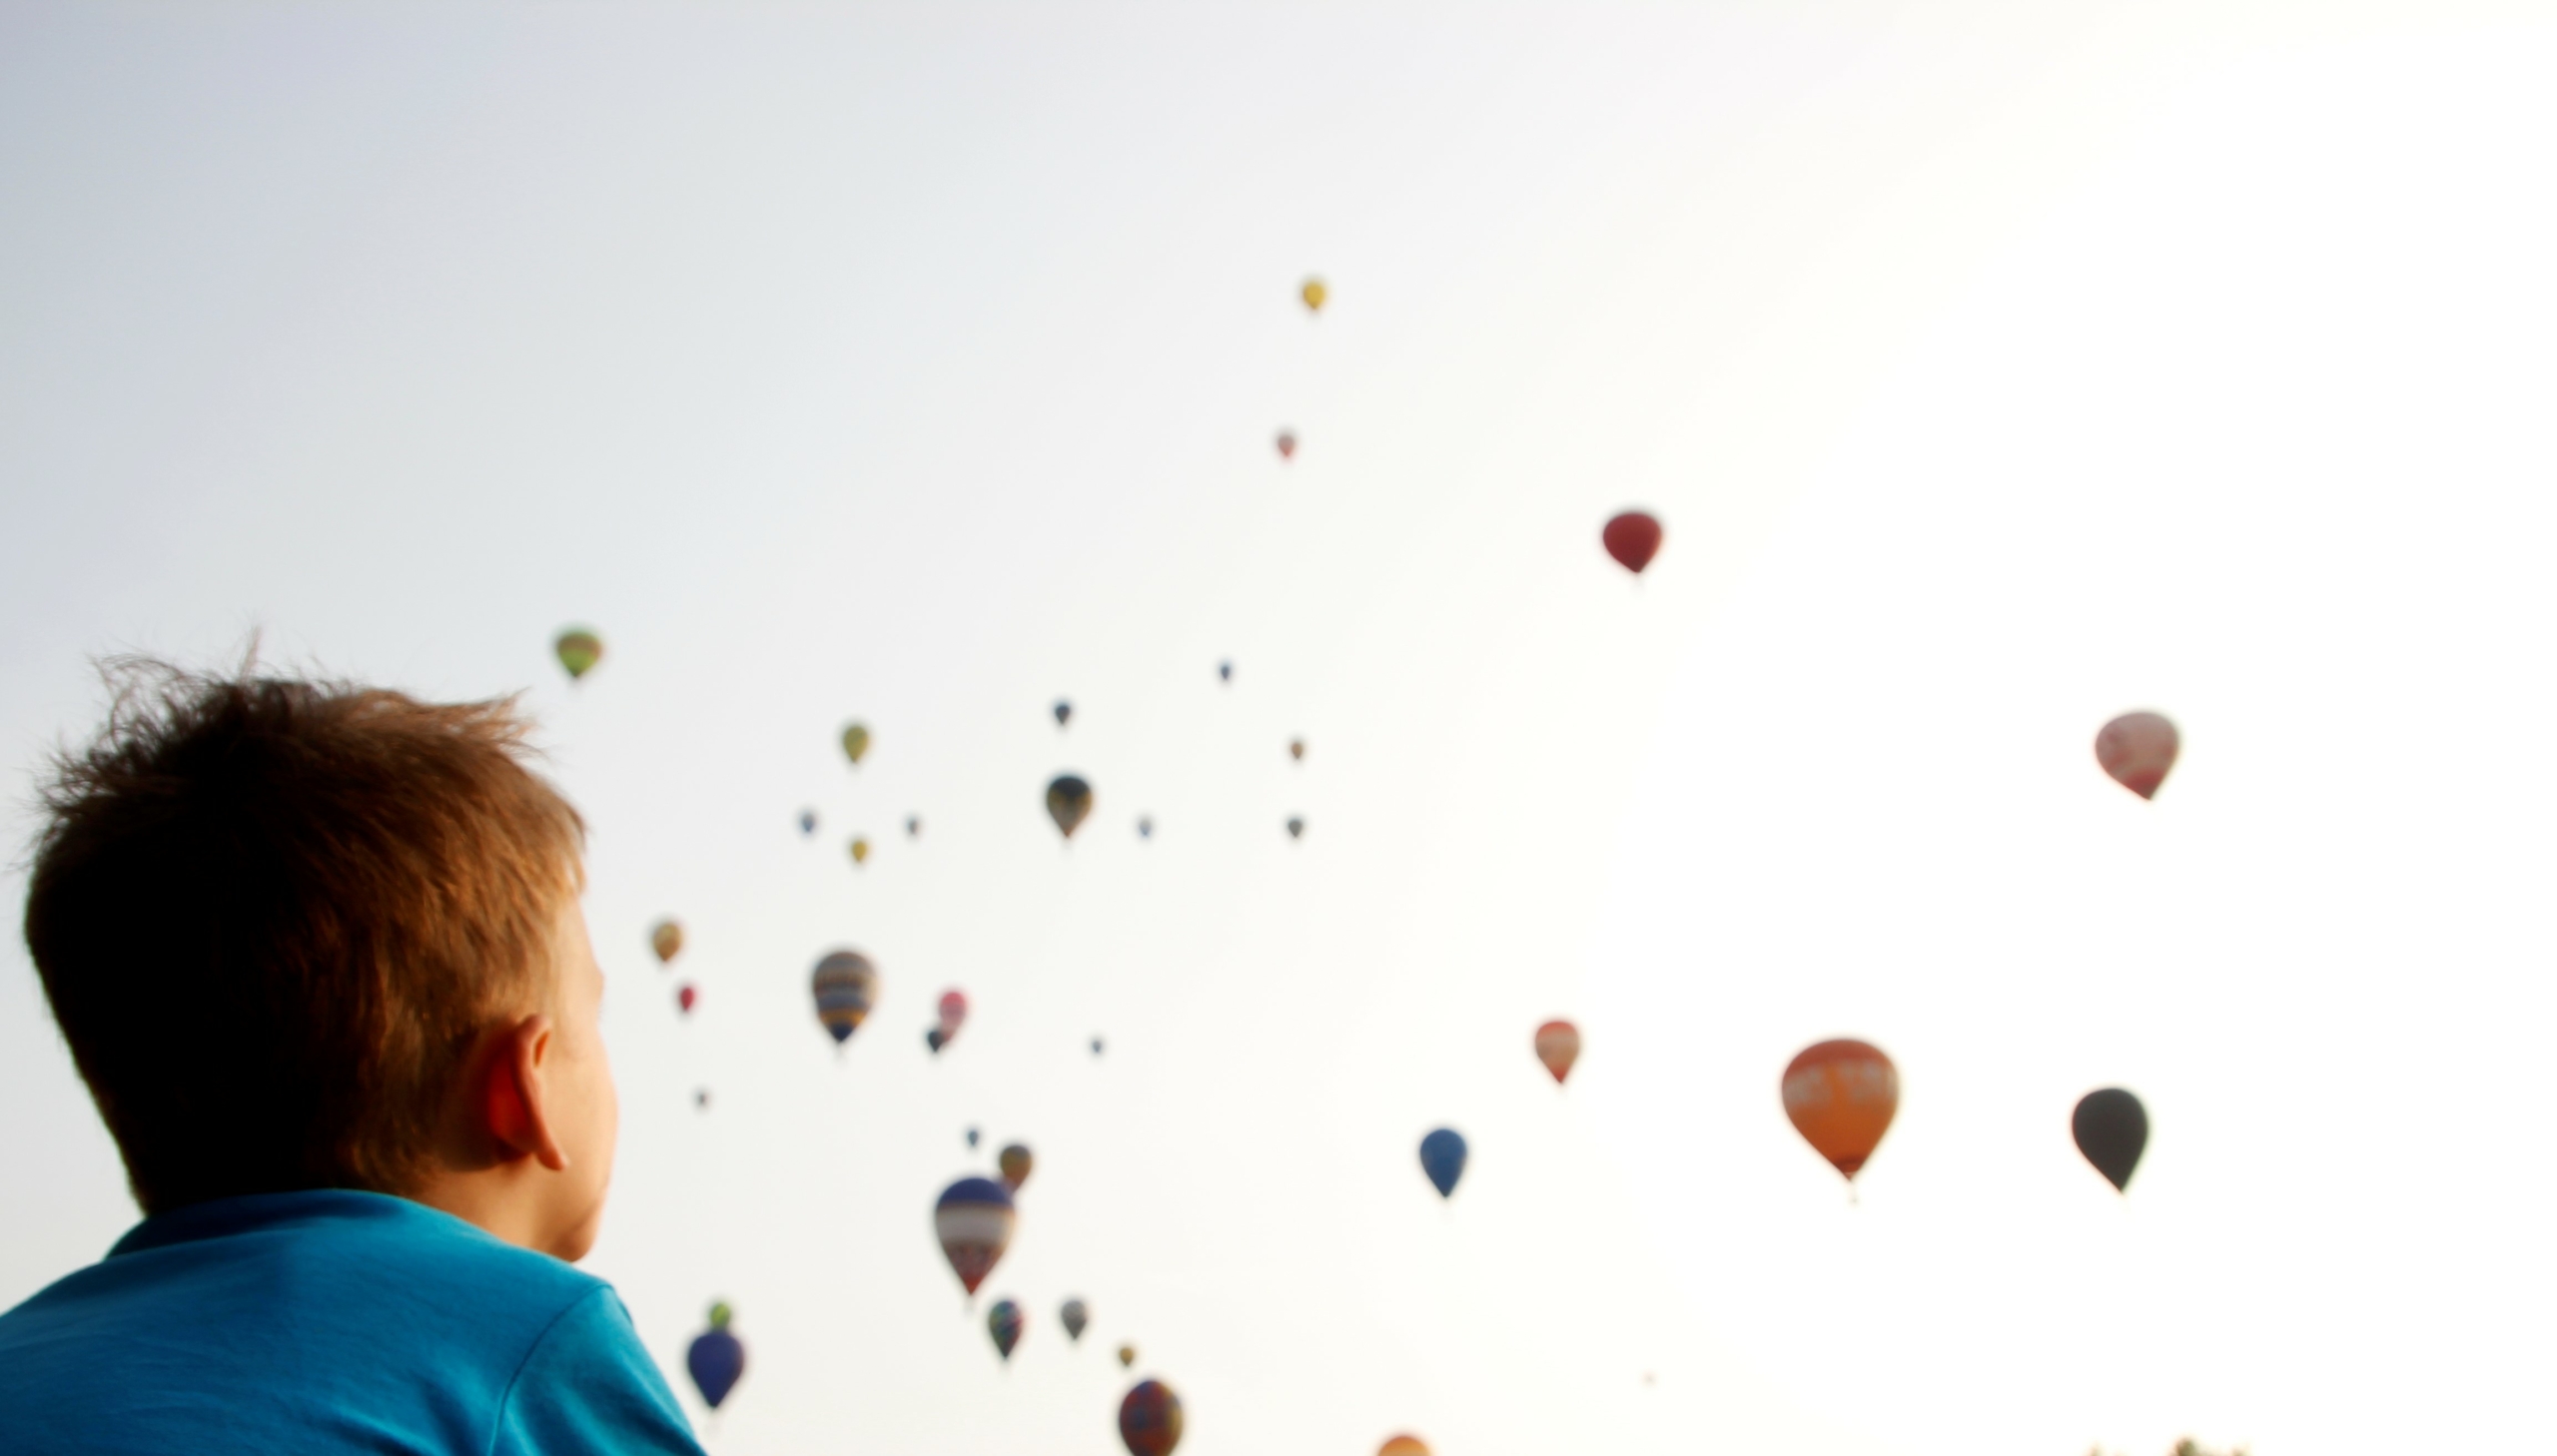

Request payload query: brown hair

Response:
[22,662,584,1214]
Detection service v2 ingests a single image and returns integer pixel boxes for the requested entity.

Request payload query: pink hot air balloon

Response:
[938,990,970,1039]
[1602,511,1663,575]
[2095,712,2179,800]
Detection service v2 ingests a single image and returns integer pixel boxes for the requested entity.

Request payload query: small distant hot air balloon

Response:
[1120,1378,1184,1456]
[927,1027,947,1054]
[694,1089,710,1109]
[849,837,871,866]
[1602,511,1664,575]
[938,989,969,1042]
[1117,1343,1137,1368]
[1300,277,1327,314]
[687,1302,745,1410]
[799,809,818,836]
[649,920,684,967]
[676,984,697,1016]
[907,815,922,838]
[1054,700,1073,728]
[1419,1128,1467,1198]
[1533,1020,1581,1085]
[841,722,871,766]
[1285,816,1304,840]
[1137,816,1153,840]
[2073,1088,2148,1192]
[987,1299,1025,1361]
[1218,660,1233,684]
[1092,1036,1106,1056]
[811,950,879,1047]
[2095,712,2179,800]
[1062,1298,1089,1341]
[966,1126,980,1148]
[1288,738,1305,762]
[1048,775,1095,840]
[1781,1040,1898,1183]
[554,629,603,681]
[935,1176,1017,1295]
[1276,430,1297,461]
[998,1142,1034,1191]
[1379,1438,1431,1456]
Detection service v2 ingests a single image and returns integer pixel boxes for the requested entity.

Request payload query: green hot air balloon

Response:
[554,629,603,682]
[1047,774,1094,840]
[841,722,872,766]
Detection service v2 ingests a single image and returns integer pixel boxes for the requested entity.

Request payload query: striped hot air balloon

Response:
[811,951,879,1048]
[934,1176,1017,1296]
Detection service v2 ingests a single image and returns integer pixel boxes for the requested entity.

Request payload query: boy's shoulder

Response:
[0,1189,695,1456]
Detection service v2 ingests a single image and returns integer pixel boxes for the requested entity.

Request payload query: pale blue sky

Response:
[4,4,2554,1454]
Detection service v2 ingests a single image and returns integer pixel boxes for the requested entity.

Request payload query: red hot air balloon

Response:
[676,984,697,1016]
[2095,712,2179,800]
[1533,1020,1581,1085]
[1781,1040,1897,1182]
[938,990,970,1042]
[1602,511,1664,575]
[1120,1378,1185,1456]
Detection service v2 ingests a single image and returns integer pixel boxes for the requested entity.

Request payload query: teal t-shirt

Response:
[0,1189,707,1455]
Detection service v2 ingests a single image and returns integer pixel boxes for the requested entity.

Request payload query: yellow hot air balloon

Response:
[849,837,871,866]
[1300,277,1327,313]
[1379,1437,1431,1456]
[649,920,684,966]
[1117,1343,1137,1368]
[841,722,872,766]
[554,629,603,681]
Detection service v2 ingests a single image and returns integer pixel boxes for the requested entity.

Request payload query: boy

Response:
[0,666,707,1454]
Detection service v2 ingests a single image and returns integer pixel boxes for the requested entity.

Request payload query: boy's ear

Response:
[483,1016,571,1173]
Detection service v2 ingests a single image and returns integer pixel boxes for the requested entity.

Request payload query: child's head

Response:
[23,663,615,1254]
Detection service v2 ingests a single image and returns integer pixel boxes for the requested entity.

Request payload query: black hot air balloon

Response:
[2072,1088,2148,1192]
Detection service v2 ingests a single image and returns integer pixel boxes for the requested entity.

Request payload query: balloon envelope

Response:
[987,1299,1025,1361]
[686,1306,744,1409]
[2095,712,2179,799]
[906,815,922,838]
[1300,277,1327,313]
[676,984,696,1015]
[1218,660,1233,683]
[1533,1020,1581,1085]
[998,1142,1034,1191]
[1117,1343,1137,1367]
[811,950,879,1046]
[1602,511,1664,574]
[938,990,970,1036]
[849,837,870,866]
[934,1176,1017,1295]
[553,629,603,681]
[1418,1128,1467,1198]
[1054,700,1073,728]
[1781,1040,1898,1180]
[926,1027,946,1054]
[798,810,818,836]
[1062,1298,1090,1342]
[1379,1439,1431,1456]
[649,920,683,966]
[1137,816,1153,840]
[1277,429,1296,460]
[841,722,871,765]
[2073,1088,2149,1192]
[1120,1378,1185,1456]
[1288,738,1305,762]
[1048,775,1095,839]
[1285,816,1304,840]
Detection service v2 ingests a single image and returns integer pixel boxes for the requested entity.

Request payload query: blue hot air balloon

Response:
[1419,1128,1467,1198]
[687,1302,745,1409]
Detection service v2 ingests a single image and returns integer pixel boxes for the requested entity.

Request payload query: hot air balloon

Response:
[649,920,684,966]
[927,1027,947,1054]
[1602,511,1664,575]
[1533,1020,1581,1085]
[1300,277,1327,313]
[907,815,922,838]
[938,989,969,1040]
[1419,1128,1467,1198]
[811,950,879,1047]
[1288,738,1305,762]
[554,629,603,681]
[841,722,872,766]
[966,1126,980,1148]
[998,1142,1034,1191]
[1048,775,1095,840]
[2073,1088,2148,1192]
[1120,1378,1184,1456]
[694,1089,710,1109]
[1285,816,1304,840]
[1219,661,1233,684]
[1137,816,1153,840]
[1061,1298,1090,1342]
[935,1176,1017,1296]
[1054,700,1073,728]
[849,837,871,866]
[1117,1343,1137,1368]
[799,809,818,836]
[686,1302,745,1410]
[987,1299,1025,1361]
[1781,1040,1898,1182]
[2095,712,2178,800]
[1277,430,1297,460]
[1092,1036,1106,1056]
[1379,1438,1431,1456]
[676,984,697,1015]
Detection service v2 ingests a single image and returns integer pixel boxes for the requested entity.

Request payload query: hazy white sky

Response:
[5,3,2555,1454]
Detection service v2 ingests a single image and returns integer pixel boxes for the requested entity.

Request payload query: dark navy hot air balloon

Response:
[687,1302,745,1409]
[1419,1128,1467,1198]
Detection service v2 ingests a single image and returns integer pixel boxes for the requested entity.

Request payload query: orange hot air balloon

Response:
[2095,712,2178,800]
[1532,1020,1581,1085]
[1379,1438,1431,1456]
[1781,1040,1898,1181]
[1602,510,1664,575]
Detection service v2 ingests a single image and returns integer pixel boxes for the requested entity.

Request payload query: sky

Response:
[3,3,2555,1453]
